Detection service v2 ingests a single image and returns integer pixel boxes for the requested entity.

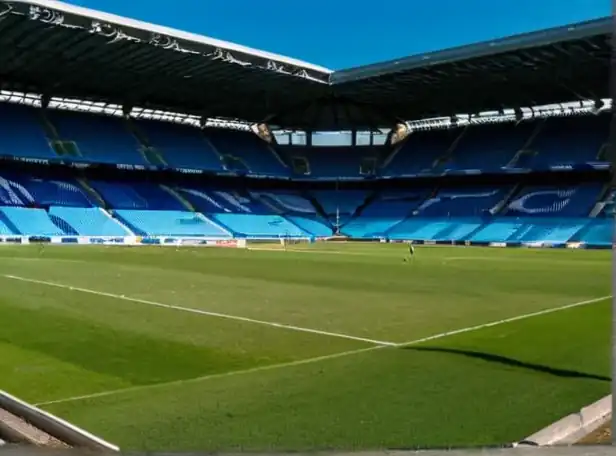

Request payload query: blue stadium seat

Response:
[0,216,15,235]
[90,181,184,210]
[416,187,509,217]
[49,111,145,164]
[0,175,33,206]
[136,120,223,171]
[387,218,453,240]
[212,213,307,238]
[286,216,332,237]
[505,184,601,217]
[252,191,332,236]
[177,188,270,215]
[344,190,431,237]
[114,210,230,237]
[443,122,535,171]
[529,115,610,167]
[312,191,367,214]
[0,104,55,159]
[384,130,456,176]
[0,207,64,236]
[49,206,129,236]
[574,219,612,246]
[206,129,288,176]
[431,218,485,241]
[506,218,587,243]
[312,190,368,226]
[281,147,378,178]
[21,178,92,207]
[341,218,402,238]
[470,219,526,243]
[256,191,318,215]
[470,217,590,244]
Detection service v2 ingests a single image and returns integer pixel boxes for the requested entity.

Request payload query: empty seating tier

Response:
[114,210,230,237]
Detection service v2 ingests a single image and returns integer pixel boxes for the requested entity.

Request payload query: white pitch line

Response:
[0,274,396,347]
[32,293,611,407]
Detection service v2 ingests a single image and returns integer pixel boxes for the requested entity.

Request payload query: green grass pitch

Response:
[0,243,611,451]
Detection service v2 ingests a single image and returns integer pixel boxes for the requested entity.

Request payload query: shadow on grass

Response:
[405,346,611,382]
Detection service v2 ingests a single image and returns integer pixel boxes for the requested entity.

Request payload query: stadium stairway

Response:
[431,126,469,172]
[505,121,545,168]
[570,219,612,246]
[160,185,196,212]
[589,184,612,216]
[76,178,107,208]
[429,217,485,241]
[343,192,380,226]
[123,119,168,167]
[0,209,20,234]
[249,194,318,236]
[302,192,333,228]
[47,211,79,235]
[210,213,308,238]
[110,209,230,237]
[265,143,293,172]
[37,109,66,157]
[251,192,332,237]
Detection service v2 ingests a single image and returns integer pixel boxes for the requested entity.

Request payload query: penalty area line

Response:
[0,274,396,347]
[32,293,611,407]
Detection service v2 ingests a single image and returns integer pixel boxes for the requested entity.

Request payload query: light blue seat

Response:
[388,219,453,240]
[540,223,587,243]
[470,220,525,243]
[432,218,484,241]
[49,207,129,236]
[0,215,15,235]
[212,214,306,238]
[287,216,332,237]
[577,220,612,246]
[342,218,402,238]
[115,210,229,237]
[0,207,64,236]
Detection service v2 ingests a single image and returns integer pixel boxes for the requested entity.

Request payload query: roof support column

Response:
[41,94,50,110]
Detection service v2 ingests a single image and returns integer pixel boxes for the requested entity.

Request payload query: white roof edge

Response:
[9,0,333,75]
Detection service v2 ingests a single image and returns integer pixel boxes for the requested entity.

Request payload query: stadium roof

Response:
[0,0,611,130]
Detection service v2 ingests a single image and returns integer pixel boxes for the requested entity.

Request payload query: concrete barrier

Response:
[518,394,611,446]
[0,391,118,452]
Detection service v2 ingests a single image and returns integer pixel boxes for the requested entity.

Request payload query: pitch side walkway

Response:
[0,445,614,456]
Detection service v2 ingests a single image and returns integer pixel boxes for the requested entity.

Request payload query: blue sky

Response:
[65,0,609,70]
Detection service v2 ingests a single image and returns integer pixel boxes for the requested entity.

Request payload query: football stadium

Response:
[0,0,613,452]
